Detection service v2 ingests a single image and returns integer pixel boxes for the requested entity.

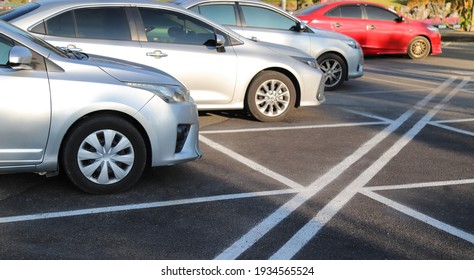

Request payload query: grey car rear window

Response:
[191,4,238,26]
[41,7,131,41]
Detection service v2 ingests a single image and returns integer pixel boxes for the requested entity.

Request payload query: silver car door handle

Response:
[333,23,342,28]
[146,50,168,58]
[367,25,376,30]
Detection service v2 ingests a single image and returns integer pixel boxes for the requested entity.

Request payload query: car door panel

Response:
[0,47,50,166]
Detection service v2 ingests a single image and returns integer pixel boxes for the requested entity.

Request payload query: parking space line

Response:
[365,178,474,191]
[200,135,305,190]
[341,109,394,123]
[200,121,390,135]
[360,189,474,244]
[268,77,468,260]
[214,77,459,260]
[0,189,298,224]
[429,122,474,136]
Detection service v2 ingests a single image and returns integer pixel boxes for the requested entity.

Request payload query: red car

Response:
[295,1,442,59]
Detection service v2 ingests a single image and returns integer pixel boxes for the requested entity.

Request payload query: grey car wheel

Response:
[317,53,346,91]
[62,115,146,194]
[408,36,431,59]
[247,70,296,122]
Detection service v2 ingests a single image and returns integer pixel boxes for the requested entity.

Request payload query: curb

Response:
[440,30,474,42]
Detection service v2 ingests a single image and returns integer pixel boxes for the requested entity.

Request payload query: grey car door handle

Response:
[146,50,168,58]
[333,23,342,28]
[367,25,376,30]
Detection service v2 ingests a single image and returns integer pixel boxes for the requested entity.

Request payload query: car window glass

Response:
[42,7,131,40]
[191,4,237,26]
[74,8,131,40]
[138,8,216,45]
[241,5,295,30]
[45,10,75,37]
[326,5,362,19]
[242,6,295,30]
[0,34,14,66]
[365,6,399,21]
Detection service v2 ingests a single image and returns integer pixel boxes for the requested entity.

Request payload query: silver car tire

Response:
[62,115,147,194]
[408,36,431,59]
[247,71,296,122]
[317,53,347,91]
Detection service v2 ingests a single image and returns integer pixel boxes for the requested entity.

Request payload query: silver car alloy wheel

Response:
[319,58,343,88]
[77,129,135,185]
[254,79,291,117]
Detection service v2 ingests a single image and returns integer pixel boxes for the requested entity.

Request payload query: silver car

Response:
[1,0,325,122]
[176,0,364,90]
[0,20,201,194]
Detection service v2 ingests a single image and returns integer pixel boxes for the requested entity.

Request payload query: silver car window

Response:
[240,5,295,30]
[138,7,215,45]
[191,4,238,26]
[0,34,14,66]
[43,7,131,41]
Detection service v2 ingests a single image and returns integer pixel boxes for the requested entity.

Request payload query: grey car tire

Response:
[408,36,431,59]
[62,115,146,194]
[317,53,346,91]
[247,70,296,122]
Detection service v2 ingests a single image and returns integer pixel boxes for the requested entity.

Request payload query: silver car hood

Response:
[86,54,183,85]
[253,40,312,58]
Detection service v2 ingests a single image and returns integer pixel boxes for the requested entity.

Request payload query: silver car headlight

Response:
[344,39,360,49]
[291,56,318,68]
[126,82,190,103]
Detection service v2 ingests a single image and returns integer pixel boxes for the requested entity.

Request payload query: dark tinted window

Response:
[46,11,75,37]
[326,5,362,19]
[42,7,131,40]
[192,4,237,26]
[365,6,399,21]
[74,8,131,40]
[138,8,215,45]
[241,5,295,30]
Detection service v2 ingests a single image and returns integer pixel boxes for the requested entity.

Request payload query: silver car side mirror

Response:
[216,34,226,53]
[9,46,33,70]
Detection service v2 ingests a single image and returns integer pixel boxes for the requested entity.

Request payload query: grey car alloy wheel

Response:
[247,71,296,122]
[317,53,346,91]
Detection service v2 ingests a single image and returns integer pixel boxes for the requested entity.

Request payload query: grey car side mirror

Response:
[9,46,32,70]
[216,34,226,53]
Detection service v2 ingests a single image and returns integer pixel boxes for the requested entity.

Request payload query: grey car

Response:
[176,0,364,90]
[0,20,201,194]
[1,0,325,122]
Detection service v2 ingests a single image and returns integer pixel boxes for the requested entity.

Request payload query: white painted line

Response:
[336,88,429,95]
[0,189,298,224]
[360,189,474,244]
[366,178,474,191]
[269,77,468,260]
[341,109,394,123]
[428,122,474,136]
[200,121,389,134]
[200,135,305,190]
[364,75,439,87]
[431,118,474,124]
[364,68,446,83]
[214,77,458,260]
